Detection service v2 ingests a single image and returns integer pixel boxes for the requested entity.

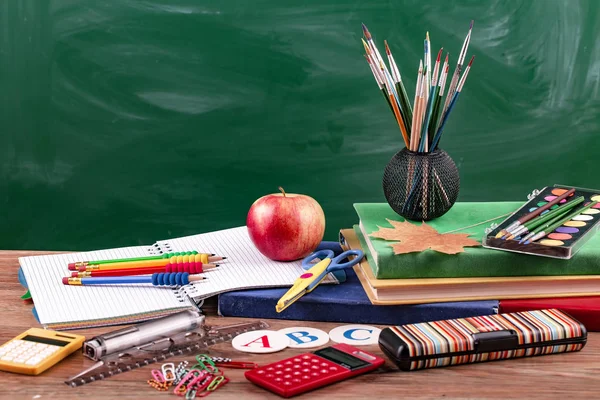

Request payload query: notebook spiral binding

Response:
[149,241,173,255]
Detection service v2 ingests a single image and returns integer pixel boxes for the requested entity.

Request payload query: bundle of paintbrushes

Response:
[362,21,474,152]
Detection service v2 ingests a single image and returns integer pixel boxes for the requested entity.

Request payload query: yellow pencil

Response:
[77,254,216,271]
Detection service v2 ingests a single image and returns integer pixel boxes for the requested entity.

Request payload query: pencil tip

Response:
[215,264,220,267]
[426,31,430,40]
[222,257,227,260]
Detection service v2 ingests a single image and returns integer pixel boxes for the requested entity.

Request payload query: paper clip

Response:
[207,376,227,391]
[185,388,197,400]
[206,355,257,369]
[147,379,170,392]
[194,354,218,373]
[162,362,176,382]
[173,370,203,396]
[174,361,189,383]
[195,374,215,397]
[198,376,229,397]
[215,361,257,369]
[151,369,165,383]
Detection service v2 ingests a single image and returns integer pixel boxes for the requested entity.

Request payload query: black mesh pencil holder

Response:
[382,148,460,221]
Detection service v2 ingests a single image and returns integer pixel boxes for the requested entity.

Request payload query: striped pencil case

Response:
[378,309,587,371]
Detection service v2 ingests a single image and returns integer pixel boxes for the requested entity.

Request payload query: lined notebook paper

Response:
[156,227,338,300]
[19,245,190,329]
[19,227,338,329]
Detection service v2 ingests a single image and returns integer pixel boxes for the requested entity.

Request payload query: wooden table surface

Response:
[2,250,600,399]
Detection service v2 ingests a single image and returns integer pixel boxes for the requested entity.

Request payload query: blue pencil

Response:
[430,56,474,151]
[62,272,207,286]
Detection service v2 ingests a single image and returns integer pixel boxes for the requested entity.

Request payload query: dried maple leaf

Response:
[369,219,480,255]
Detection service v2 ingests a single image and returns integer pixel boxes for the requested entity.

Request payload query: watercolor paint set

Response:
[483,185,600,259]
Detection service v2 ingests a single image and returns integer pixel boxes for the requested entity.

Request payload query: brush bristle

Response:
[362,23,372,40]
[436,48,443,62]
[467,55,475,67]
[384,40,391,55]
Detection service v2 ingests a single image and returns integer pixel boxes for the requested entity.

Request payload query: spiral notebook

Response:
[19,227,338,330]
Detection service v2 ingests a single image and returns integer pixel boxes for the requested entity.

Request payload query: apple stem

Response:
[278,187,286,197]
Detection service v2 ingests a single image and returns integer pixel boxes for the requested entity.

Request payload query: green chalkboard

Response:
[2,0,600,251]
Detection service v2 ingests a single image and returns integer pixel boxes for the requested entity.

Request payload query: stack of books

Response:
[220,201,600,329]
[345,202,600,303]
[338,202,600,328]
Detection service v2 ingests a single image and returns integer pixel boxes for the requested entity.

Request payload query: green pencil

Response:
[67,251,204,269]
[524,201,598,244]
[506,196,585,240]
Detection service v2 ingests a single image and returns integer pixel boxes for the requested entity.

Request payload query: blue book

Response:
[218,242,499,325]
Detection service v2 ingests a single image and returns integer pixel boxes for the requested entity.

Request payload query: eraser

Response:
[71,272,78,277]
[62,277,69,285]
[68,263,76,270]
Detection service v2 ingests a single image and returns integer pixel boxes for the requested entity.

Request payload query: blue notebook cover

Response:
[218,243,499,325]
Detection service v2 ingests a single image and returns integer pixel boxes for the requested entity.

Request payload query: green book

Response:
[354,202,600,279]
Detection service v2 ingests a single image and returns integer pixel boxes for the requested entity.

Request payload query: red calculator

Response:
[244,343,384,397]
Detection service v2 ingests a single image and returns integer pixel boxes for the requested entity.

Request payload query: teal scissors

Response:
[276,249,364,313]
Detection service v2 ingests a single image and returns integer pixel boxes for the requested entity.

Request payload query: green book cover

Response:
[354,202,600,279]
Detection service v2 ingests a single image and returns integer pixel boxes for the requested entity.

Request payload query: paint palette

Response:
[483,185,600,259]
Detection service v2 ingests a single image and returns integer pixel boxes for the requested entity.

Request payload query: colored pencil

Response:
[67,251,218,269]
[495,188,576,238]
[507,196,585,240]
[62,273,208,286]
[71,263,219,278]
[525,202,598,244]
[77,256,218,272]
[430,56,475,151]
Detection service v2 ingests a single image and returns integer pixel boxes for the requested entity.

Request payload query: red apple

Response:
[247,187,326,261]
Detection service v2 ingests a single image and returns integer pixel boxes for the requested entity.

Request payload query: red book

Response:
[499,297,600,331]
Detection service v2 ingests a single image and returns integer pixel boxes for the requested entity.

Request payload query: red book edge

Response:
[499,297,600,331]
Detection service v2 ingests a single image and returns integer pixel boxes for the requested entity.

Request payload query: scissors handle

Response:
[328,250,364,272]
[301,250,335,269]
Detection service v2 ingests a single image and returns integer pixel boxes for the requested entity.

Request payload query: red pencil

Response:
[70,263,219,278]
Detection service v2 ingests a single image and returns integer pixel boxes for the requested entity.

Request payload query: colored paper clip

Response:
[185,388,197,400]
[147,379,170,392]
[198,376,229,397]
[214,361,257,369]
[187,372,209,388]
[162,362,176,382]
[194,354,219,373]
[151,369,165,383]
[194,374,215,392]
[173,370,204,396]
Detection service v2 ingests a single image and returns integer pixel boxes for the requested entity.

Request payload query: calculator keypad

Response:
[0,340,60,366]
[248,354,346,390]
